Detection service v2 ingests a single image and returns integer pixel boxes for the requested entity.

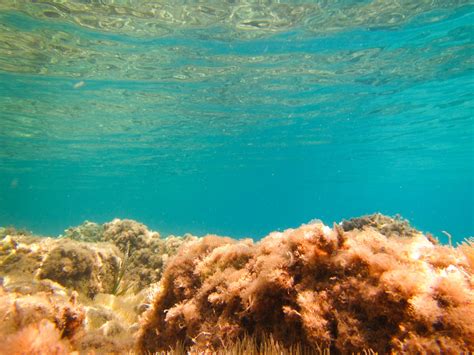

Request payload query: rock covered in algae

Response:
[73,291,148,353]
[101,218,197,290]
[0,214,472,354]
[0,219,196,298]
[0,278,143,354]
[341,213,423,239]
[38,239,122,298]
[0,234,122,298]
[0,234,45,276]
[0,220,196,354]
[62,220,104,243]
[62,218,196,291]
[138,219,474,353]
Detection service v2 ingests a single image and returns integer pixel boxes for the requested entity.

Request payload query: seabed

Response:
[0,214,472,354]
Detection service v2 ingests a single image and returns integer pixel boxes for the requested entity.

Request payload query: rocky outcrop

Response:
[138,221,474,353]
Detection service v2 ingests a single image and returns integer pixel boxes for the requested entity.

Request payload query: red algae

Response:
[138,219,474,353]
[0,281,84,355]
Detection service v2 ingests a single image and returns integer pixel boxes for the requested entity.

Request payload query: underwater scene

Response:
[0,1,473,354]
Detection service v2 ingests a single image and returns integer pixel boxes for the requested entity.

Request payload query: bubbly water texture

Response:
[0,1,472,241]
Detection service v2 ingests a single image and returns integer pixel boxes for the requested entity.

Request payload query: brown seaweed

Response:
[138,220,473,353]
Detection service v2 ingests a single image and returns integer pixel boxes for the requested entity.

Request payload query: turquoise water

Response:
[0,1,472,242]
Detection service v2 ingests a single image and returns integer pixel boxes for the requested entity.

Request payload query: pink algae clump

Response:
[0,280,84,355]
[1,320,72,355]
[138,221,474,353]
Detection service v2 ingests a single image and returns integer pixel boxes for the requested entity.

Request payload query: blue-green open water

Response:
[0,1,472,242]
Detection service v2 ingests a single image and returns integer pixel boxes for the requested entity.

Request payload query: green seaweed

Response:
[110,242,134,296]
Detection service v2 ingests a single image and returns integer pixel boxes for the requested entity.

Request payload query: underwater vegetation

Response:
[0,214,473,354]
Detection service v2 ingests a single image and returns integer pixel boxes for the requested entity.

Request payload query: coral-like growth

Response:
[138,222,474,353]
